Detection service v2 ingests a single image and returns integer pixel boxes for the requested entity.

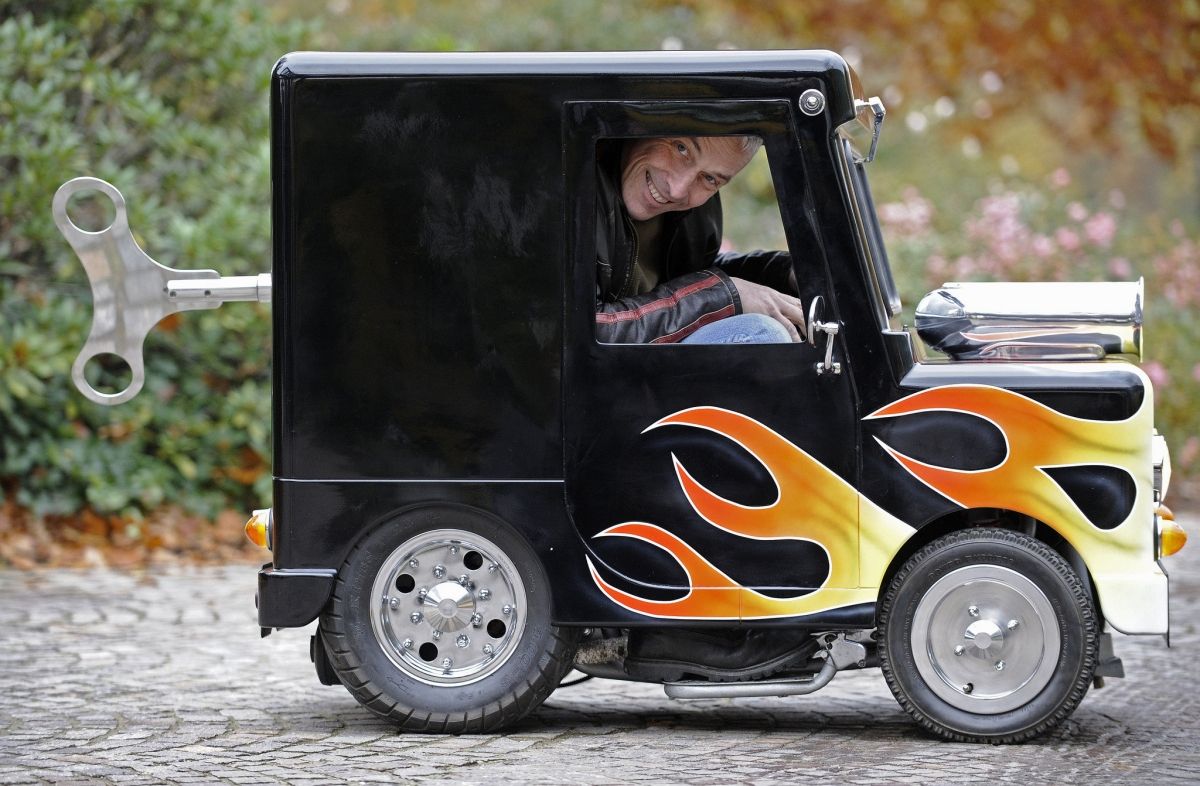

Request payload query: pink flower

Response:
[1192,363,1200,383]
[1067,202,1089,222]
[1108,257,1133,278]
[1049,168,1071,189]
[879,188,935,238]
[1032,234,1056,258]
[1084,212,1117,248]
[979,194,1022,226]
[1143,360,1170,389]
[1153,239,1199,308]
[1181,437,1200,468]
[1054,227,1081,252]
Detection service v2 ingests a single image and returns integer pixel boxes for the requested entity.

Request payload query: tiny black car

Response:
[55,50,1186,743]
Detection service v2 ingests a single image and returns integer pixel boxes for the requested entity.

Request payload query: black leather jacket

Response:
[594,143,794,344]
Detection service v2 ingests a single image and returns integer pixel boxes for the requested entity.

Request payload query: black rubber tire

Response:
[319,506,580,733]
[878,528,1098,744]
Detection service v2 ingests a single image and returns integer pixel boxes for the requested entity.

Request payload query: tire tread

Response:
[877,527,1099,744]
[319,531,579,734]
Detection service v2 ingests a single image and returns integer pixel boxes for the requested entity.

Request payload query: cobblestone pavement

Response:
[1,514,1197,786]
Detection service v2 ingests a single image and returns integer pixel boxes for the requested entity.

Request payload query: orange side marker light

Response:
[244,508,272,550]
[1157,505,1186,557]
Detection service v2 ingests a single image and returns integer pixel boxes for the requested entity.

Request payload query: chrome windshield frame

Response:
[832,135,903,332]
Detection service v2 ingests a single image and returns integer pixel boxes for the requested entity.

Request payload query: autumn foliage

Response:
[688,0,1199,161]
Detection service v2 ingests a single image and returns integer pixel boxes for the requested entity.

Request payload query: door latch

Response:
[813,320,841,375]
[806,295,842,376]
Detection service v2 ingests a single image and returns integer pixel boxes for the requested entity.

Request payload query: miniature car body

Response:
[55,50,1185,743]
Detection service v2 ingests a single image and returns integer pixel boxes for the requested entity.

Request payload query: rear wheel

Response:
[319,507,578,732]
[878,528,1098,743]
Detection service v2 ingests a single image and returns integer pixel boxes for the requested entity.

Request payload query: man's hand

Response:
[730,277,807,342]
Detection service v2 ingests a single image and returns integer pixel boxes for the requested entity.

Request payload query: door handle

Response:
[813,320,842,376]
[806,295,842,376]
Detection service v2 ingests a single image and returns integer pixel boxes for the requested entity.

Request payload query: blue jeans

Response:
[681,313,792,344]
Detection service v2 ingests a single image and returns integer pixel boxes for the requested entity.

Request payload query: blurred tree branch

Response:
[681,0,1198,161]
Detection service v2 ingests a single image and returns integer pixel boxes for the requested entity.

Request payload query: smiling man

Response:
[594,135,807,344]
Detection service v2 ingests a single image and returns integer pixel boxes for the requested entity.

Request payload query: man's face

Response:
[619,136,756,222]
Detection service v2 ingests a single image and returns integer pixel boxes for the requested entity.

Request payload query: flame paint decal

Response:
[865,382,1152,571]
[586,407,914,620]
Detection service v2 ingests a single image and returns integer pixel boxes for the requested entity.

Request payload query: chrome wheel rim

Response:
[910,564,1060,714]
[370,528,527,686]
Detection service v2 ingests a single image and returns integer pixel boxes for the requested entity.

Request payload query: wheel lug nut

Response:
[431,629,441,640]
[449,546,459,556]
[408,558,419,568]
[433,564,446,579]
[502,604,512,615]
[478,589,491,601]
[488,563,498,572]
[470,613,482,627]
[961,683,974,694]
[402,638,413,650]
[458,575,470,588]
[388,597,399,610]
[442,657,452,672]
[968,606,980,617]
[954,645,965,656]
[417,588,428,601]
[1007,619,1020,631]
[482,644,494,656]
[409,611,422,624]
[456,634,470,648]
[995,660,1006,672]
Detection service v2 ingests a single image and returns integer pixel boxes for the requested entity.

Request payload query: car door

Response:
[563,99,864,623]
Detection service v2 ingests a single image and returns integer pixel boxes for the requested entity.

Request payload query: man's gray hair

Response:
[739,135,764,154]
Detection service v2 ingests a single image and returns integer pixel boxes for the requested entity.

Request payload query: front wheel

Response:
[319,506,579,732]
[878,528,1098,743]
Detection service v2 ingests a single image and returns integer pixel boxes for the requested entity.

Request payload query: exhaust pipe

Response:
[664,635,867,699]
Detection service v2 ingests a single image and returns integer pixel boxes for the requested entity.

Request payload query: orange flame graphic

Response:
[587,407,912,620]
[866,384,1150,563]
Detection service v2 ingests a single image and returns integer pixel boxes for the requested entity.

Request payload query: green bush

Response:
[0,1,306,521]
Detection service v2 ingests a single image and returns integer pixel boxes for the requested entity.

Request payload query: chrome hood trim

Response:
[915,279,1142,361]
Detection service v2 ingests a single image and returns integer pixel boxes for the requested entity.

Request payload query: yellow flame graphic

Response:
[866,384,1149,565]
[587,407,913,620]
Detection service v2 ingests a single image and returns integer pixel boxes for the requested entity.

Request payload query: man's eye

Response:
[675,142,688,156]
[704,174,717,186]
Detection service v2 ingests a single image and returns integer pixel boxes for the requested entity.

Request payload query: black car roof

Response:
[274,49,850,78]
